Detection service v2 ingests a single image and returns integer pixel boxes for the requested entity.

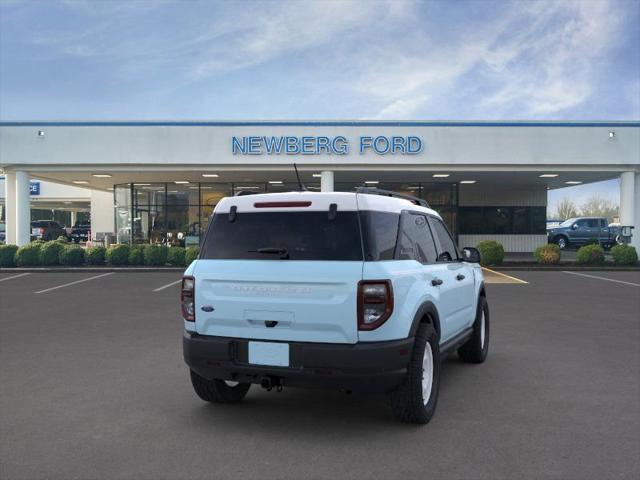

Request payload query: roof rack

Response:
[355,187,430,208]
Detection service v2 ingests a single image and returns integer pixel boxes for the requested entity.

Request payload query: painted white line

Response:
[0,273,31,283]
[35,272,115,294]
[153,279,182,292]
[481,267,529,284]
[562,271,640,287]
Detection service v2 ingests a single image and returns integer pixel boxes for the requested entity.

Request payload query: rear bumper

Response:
[183,332,414,393]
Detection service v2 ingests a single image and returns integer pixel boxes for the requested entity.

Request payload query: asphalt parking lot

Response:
[1,270,639,480]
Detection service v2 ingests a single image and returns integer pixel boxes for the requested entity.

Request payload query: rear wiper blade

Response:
[248,247,290,259]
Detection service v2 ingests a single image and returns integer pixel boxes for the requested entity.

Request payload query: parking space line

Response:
[481,267,529,284]
[34,273,115,294]
[562,271,640,287]
[0,273,31,283]
[153,279,182,292]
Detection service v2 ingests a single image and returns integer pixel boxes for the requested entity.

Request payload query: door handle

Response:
[456,274,465,281]
[431,278,443,286]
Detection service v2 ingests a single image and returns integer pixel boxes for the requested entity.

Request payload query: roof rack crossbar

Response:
[355,187,430,208]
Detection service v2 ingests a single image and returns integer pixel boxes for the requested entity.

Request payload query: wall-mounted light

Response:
[609,131,615,139]
[37,130,45,137]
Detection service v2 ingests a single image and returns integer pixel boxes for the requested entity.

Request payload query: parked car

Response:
[181,189,489,424]
[547,217,619,249]
[31,220,68,241]
[69,223,90,243]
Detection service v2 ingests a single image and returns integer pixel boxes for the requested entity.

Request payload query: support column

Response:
[320,171,334,192]
[620,171,638,251]
[70,211,77,227]
[15,171,31,246]
[5,172,16,244]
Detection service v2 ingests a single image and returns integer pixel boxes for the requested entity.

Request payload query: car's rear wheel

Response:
[189,370,250,403]
[389,322,440,424]
[458,296,490,363]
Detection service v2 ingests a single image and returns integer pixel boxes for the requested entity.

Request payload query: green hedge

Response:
[610,244,638,265]
[0,244,19,267]
[128,245,145,265]
[167,246,186,266]
[106,244,130,265]
[15,243,43,266]
[477,240,504,266]
[85,246,106,265]
[143,244,168,266]
[576,244,605,264]
[59,244,85,265]
[39,241,65,266]
[185,246,199,265]
[533,244,561,265]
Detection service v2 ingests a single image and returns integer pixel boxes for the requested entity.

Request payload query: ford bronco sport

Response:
[182,188,489,424]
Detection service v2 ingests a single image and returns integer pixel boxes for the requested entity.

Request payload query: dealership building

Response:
[1,121,639,251]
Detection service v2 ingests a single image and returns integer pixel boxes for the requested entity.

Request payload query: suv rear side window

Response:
[429,217,459,261]
[397,212,438,264]
[360,211,399,261]
[200,211,363,261]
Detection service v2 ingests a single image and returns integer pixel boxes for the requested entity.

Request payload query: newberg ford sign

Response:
[232,135,423,155]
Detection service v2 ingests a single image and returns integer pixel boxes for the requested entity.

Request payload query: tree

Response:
[579,195,619,223]
[553,197,578,220]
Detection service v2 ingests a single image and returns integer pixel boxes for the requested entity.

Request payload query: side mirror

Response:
[462,247,481,263]
[572,223,579,230]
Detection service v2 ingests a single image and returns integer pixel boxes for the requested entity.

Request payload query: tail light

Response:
[181,276,195,322]
[357,280,393,330]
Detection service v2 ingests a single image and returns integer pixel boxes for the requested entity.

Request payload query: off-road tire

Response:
[189,370,251,403]
[458,296,489,363]
[389,322,440,424]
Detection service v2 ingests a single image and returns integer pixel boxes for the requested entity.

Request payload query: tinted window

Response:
[575,219,588,228]
[397,212,438,263]
[200,211,362,261]
[586,219,599,228]
[429,217,458,261]
[360,211,399,261]
[459,206,547,234]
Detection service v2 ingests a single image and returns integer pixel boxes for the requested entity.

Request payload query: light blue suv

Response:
[182,188,489,424]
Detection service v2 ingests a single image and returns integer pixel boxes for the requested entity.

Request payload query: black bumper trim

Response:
[183,333,414,393]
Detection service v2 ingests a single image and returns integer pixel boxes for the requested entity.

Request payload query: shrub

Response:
[0,244,19,267]
[85,246,106,265]
[15,243,42,266]
[31,240,46,247]
[106,244,130,265]
[185,246,199,265]
[143,244,168,266]
[167,246,186,266]
[576,244,605,264]
[56,236,69,243]
[128,245,145,265]
[39,241,65,265]
[59,244,85,265]
[610,244,638,265]
[477,240,504,266]
[533,244,561,265]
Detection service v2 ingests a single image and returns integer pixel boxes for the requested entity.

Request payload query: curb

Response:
[491,265,640,271]
[0,267,186,273]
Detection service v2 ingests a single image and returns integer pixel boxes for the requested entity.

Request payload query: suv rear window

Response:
[200,211,363,261]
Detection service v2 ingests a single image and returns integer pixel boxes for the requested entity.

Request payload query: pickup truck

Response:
[547,217,618,250]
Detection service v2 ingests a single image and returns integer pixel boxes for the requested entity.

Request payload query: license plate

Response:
[248,341,289,367]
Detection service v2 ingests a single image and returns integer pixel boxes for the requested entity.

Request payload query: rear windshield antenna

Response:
[293,163,308,192]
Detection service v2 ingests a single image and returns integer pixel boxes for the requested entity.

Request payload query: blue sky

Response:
[1,0,638,208]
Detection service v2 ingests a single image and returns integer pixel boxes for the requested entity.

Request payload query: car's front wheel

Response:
[458,296,490,363]
[556,236,568,249]
[189,370,251,404]
[389,322,440,424]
